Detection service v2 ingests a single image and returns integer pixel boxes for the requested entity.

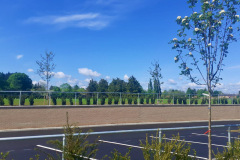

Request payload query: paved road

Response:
[0,120,240,159]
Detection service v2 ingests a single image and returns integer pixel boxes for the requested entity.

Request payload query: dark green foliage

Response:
[87,79,98,92]
[8,96,14,106]
[133,98,137,104]
[7,73,32,91]
[0,96,4,106]
[45,113,99,160]
[79,98,82,105]
[93,98,97,105]
[128,98,132,104]
[101,98,105,105]
[195,99,198,105]
[122,99,125,105]
[140,133,196,160]
[146,98,149,104]
[62,98,66,105]
[127,76,142,93]
[190,99,194,104]
[213,99,217,104]
[108,98,112,105]
[173,98,177,104]
[60,83,72,92]
[140,98,144,104]
[114,98,119,105]
[20,95,26,105]
[69,98,73,105]
[29,96,34,105]
[233,98,238,104]
[151,98,155,104]
[108,78,127,92]
[182,98,187,104]
[214,138,240,159]
[201,99,206,105]
[0,152,10,160]
[178,98,183,104]
[167,98,172,104]
[107,148,131,160]
[86,98,90,105]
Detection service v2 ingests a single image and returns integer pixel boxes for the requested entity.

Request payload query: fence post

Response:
[120,92,122,105]
[138,93,140,105]
[48,92,51,106]
[19,91,21,106]
[158,129,162,143]
[228,127,231,146]
[62,135,65,160]
[75,93,77,106]
[97,92,99,105]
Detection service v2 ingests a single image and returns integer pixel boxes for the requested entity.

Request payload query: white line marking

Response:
[99,140,143,149]
[192,133,240,139]
[152,137,228,148]
[36,145,97,160]
[99,139,207,160]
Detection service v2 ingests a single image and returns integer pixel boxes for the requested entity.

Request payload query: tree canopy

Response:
[7,73,32,91]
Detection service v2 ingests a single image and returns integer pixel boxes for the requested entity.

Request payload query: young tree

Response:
[148,79,153,93]
[60,83,72,92]
[170,1,240,159]
[149,61,163,96]
[36,51,56,90]
[98,79,108,98]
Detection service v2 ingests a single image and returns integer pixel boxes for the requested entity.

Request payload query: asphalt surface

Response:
[0,120,240,160]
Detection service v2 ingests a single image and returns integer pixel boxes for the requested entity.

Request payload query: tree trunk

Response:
[208,93,212,160]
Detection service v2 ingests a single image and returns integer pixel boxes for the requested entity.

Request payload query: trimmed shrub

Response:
[62,98,66,105]
[133,98,137,104]
[167,98,171,104]
[195,99,198,105]
[201,99,206,105]
[178,98,183,104]
[93,98,97,105]
[182,98,187,104]
[128,98,132,105]
[20,95,26,105]
[114,98,119,105]
[173,98,177,104]
[213,99,217,104]
[79,98,82,105]
[140,98,144,104]
[151,98,155,104]
[101,98,105,105]
[86,98,90,105]
[190,99,194,104]
[0,96,4,106]
[69,98,73,105]
[146,98,149,104]
[29,96,34,105]
[108,98,112,105]
[8,96,14,106]
[122,99,125,105]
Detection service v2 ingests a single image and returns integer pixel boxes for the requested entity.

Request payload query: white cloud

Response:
[78,68,101,77]
[168,79,177,85]
[27,69,34,72]
[26,13,110,30]
[16,55,23,59]
[54,72,70,79]
[85,78,91,83]
[105,76,110,80]
[124,74,129,81]
[32,81,38,85]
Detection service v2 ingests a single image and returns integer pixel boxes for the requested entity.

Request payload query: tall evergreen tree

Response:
[86,79,98,92]
[108,78,127,92]
[149,61,163,96]
[127,76,142,93]
[148,79,153,92]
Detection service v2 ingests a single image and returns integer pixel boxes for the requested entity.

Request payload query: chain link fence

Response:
[0,91,239,106]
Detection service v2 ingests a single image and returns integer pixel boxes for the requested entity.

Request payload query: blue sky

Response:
[0,0,240,93]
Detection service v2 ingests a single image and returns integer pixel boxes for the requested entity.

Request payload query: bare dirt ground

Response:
[0,105,239,130]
